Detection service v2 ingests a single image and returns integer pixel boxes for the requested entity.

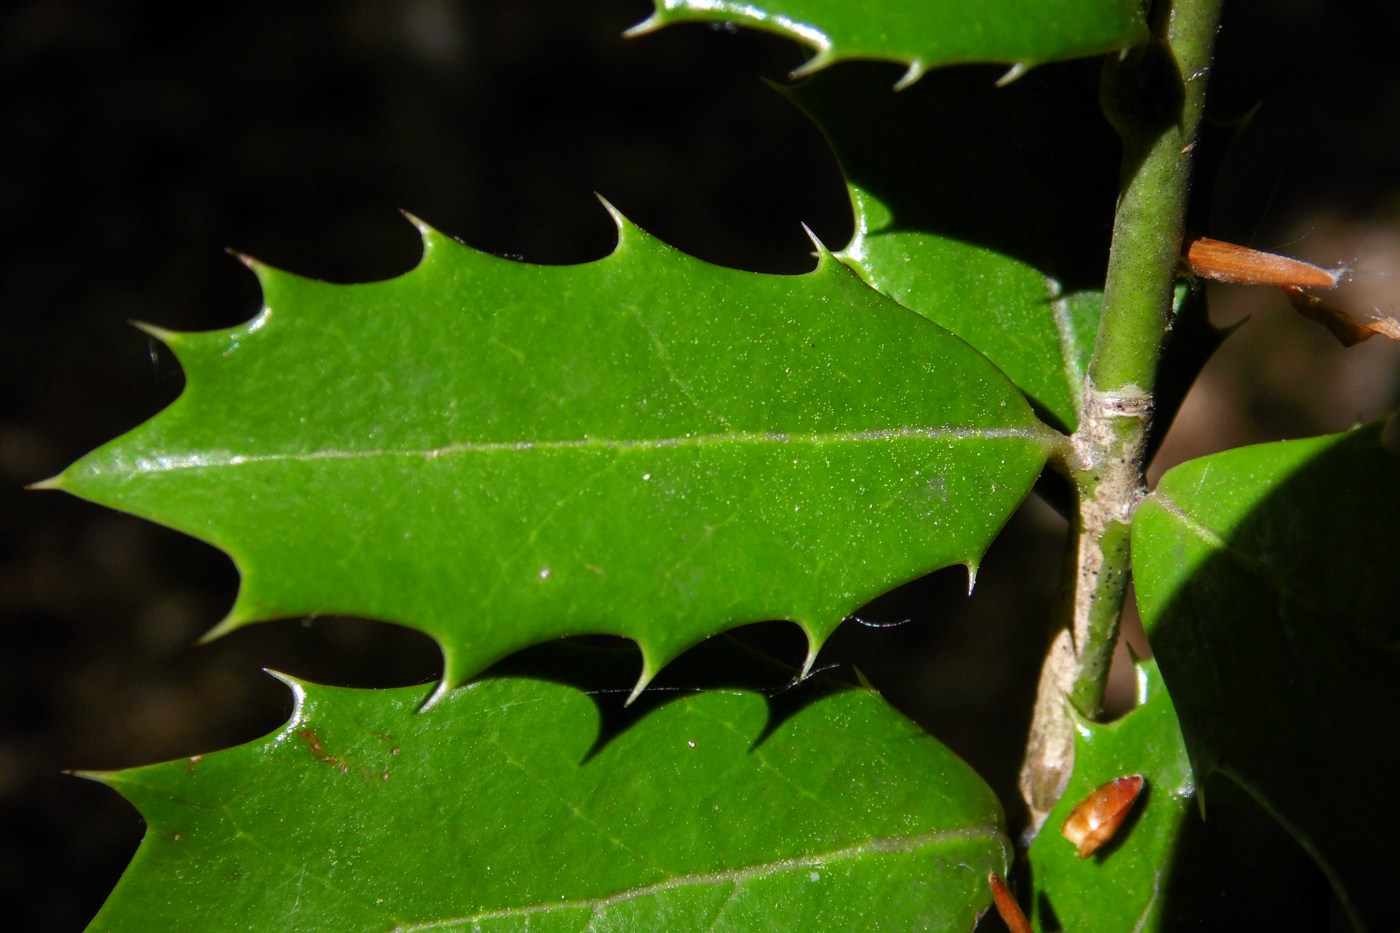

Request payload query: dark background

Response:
[3,2,1398,929]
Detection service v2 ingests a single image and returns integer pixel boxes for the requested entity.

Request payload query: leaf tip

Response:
[65,768,121,787]
[965,561,980,596]
[25,471,64,493]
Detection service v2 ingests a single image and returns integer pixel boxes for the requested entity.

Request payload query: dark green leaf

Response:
[50,208,1053,696]
[86,649,1010,930]
[631,0,1147,81]
[1026,660,1195,930]
[790,62,1120,432]
[1025,659,1329,930]
[1133,423,1400,932]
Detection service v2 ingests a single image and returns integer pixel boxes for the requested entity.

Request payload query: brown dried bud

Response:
[1061,774,1145,858]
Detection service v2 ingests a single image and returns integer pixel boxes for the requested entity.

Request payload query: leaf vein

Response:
[1150,493,1338,623]
[391,825,1001,931]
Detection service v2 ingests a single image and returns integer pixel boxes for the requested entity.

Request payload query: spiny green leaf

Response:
[50,207,1054,697]
[1026,660,1195,930]
[85,646,1011,931]
[790,63,1119,431]
[1133,423,1400,932]
[1024,660,1328,929]
[631,0,1148,84]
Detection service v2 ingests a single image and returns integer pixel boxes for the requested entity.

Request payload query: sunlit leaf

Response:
[86,645,1010,930]
[51,207,1054,697]
[1025,659,1328,930]
[1026,661,1194,928]
[632,0,1147,83]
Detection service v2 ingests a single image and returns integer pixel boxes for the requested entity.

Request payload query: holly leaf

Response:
[1133,423,1400,932]
[84,644,1010,930]
[1026,660,1195,929]
[630,0,1148,84]
[790,62,1120,432]
[1026,660,1329,930]
[48,207,1053,697]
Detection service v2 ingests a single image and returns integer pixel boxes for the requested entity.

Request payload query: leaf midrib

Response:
[118,425,1051,475]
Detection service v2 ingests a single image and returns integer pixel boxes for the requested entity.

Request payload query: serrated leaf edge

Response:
[54,204,1054,710]
[627,0,1147,85]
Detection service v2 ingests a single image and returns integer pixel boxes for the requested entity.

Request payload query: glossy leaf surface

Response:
[52,209,1052,694]
[1026,660,1332,930]
[1133,424,1400,931]
[86,649,1010,930]
[632,0,1147,81]
[791,63,1120,432]
[1026,661,1195,929]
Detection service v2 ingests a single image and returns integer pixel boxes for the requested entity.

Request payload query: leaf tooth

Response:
[995,63,1031,87]
[593,193,643,256]
[626,641,672,706]
[797,620,825,680]
[263,669,310,722]
[399,208,433,239]
[198,600,255,644]
[398,210,455,271]
[893,60,927,91]
[130,319,186,349]
[623,673,651,708]
[964,561,980,596]
[415,643,458,712]
[800,222,832,261]
[419,679,453,712]
[223,248,287,299]
[620,10,661,40]
[788,47,836,82]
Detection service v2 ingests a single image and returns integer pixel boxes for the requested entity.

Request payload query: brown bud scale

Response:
[1061,774,1145,858]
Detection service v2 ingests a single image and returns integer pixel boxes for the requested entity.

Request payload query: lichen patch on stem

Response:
[1019,383,1151,831]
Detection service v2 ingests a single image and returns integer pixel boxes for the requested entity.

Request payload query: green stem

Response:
[1019,0,1224,830]
[1093,0,1223,394]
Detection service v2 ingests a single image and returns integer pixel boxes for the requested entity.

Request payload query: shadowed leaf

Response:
[790,62,1120,432]
[1134,424,1400,931]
